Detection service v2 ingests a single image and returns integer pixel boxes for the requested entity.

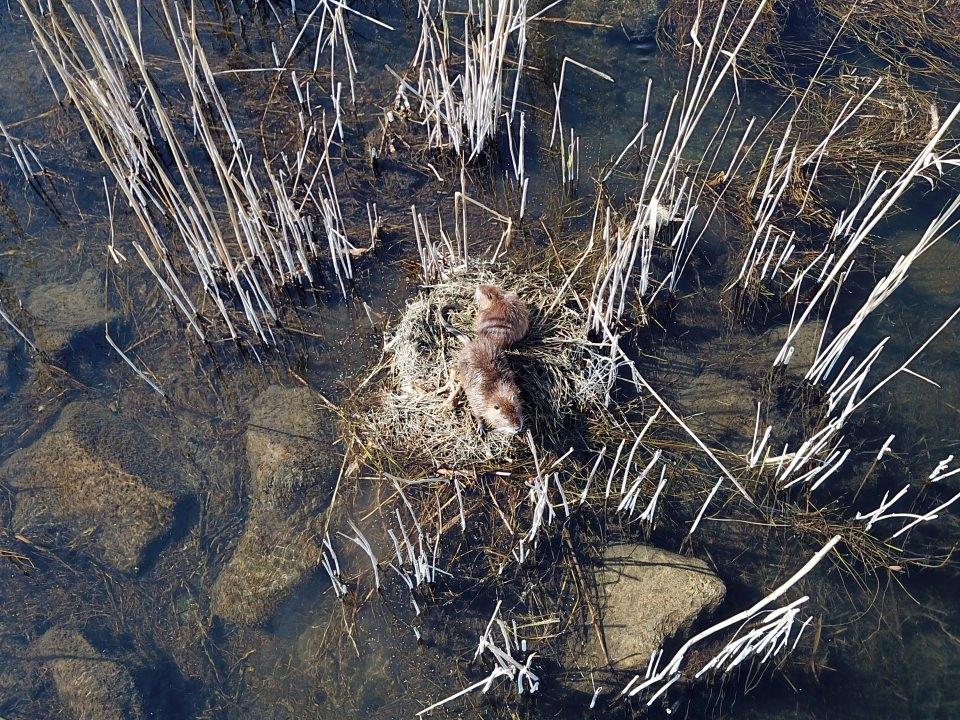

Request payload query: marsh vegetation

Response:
[1,0,959,718]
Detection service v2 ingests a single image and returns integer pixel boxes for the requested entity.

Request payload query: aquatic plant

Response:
[22,0,367,347]
[3,0,960,717]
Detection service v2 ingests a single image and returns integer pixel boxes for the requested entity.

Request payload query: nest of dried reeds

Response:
[357,265,621,470]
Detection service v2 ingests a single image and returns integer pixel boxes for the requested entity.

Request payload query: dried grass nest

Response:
[360,266,622,468]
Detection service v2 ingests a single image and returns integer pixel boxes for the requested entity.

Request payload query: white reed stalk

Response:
[850,302,960,416]
[550,56,614,148]
[339,520,380,588]
[624,536,840,700]
[24,0,359,345]
[453,478,467,530]
[0,303,38,354]
[895,490,960,536]
[618,450,661,516]
[689,477,724,535]
[637,464,669,523]
[579,445,607,504]
[855,485,912,531]
[105,325,165,397]
[930,456,956,480]
[421,604,539,715]
[591,314,752,501]
[397,0,533,160]
[321,533,348,597]
[0,121,44,182]
[694,597,812,677]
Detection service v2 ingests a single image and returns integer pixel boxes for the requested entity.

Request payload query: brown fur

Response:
[474,285,529,350]
[455,335,523,434]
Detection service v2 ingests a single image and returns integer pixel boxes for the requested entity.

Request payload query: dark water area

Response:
[0,0,959,718]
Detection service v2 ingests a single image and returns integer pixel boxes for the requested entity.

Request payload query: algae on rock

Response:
[211,385,339,625]
[25,269,119,356]
[586,544,726,670]
[2,401,177,572]
[31,627,144,720]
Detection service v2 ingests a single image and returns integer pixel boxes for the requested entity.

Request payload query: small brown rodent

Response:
[454,334,523,434]
[474,284,529,349]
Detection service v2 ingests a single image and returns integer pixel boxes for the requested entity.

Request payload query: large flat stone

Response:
[31,627,143,720]
[590,544,726,670]
[2,402,176,572]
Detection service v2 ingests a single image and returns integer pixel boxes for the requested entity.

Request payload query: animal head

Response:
[475,284,506,311]
[482,381,524,434]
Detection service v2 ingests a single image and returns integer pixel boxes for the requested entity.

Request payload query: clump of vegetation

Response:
[355,261,623,469]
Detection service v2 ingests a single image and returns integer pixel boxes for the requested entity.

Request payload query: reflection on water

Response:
[0,0,958,718]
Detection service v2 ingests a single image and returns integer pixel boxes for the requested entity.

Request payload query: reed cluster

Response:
[6,0,960,716]
[22,0,361,347]
[392,0,546,161]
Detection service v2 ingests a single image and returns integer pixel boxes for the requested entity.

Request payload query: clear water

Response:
[0,1,958,718]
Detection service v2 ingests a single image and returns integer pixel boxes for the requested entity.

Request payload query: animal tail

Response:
[438,304,470,342]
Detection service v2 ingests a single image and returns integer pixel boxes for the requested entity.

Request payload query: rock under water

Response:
[211,385,339,625]
[31,627,144,720]
[588,544,726,670]
[2,401,176,572]
[25,269,119,357]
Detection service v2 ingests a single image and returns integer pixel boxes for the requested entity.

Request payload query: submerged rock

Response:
[211,386,338,625]
[615,0,661,43]
[245,385,334,513]
[762,320,826,375]
[565,0,662,44]
[679,370,758,449]
[2,402,176,572]
[31,627,144,720]
[588,544,725,669]
[26,269,119,356]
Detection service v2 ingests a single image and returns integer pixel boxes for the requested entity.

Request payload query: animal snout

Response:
[498,420,522,435]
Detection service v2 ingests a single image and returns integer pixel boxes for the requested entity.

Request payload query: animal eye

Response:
[494,404,500,410]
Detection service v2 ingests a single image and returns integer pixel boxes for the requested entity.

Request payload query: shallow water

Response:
[0,1,959,718]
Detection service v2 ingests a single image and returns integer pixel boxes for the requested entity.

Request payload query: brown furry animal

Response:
[474,284,529,349]
[454,335,524,434]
